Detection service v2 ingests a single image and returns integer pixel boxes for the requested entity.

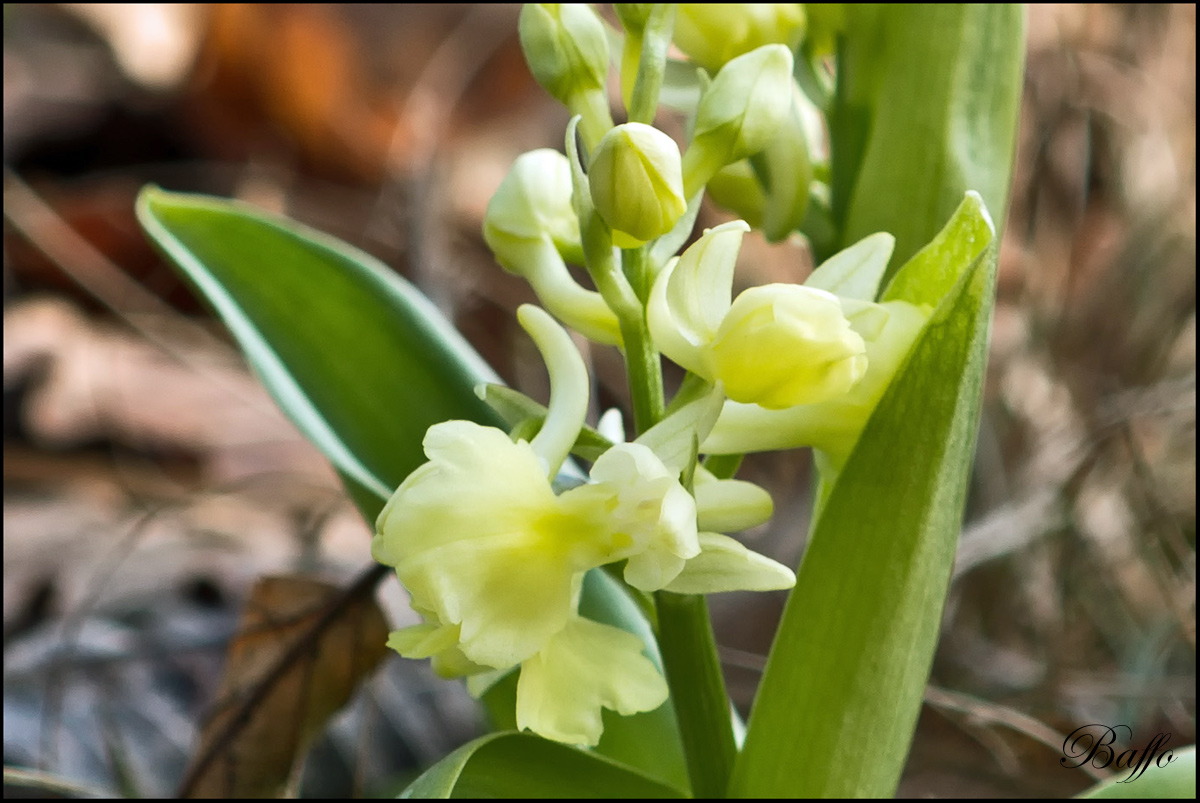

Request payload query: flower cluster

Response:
[372,3,936,748]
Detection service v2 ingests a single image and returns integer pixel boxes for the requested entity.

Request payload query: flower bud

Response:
[673,4,805,73]
[519,4,613,146]
[682,44,795,197]
[589,123,687,247]
[484,148,579,255]
[709,284,867,409]
[483,150,621,345]
[519,4,609,102]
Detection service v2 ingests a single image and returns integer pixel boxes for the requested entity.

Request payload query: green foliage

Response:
[401,732,685,798]
[730,197,997,797]
[136,187,502,522]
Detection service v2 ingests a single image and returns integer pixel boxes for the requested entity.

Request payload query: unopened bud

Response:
[683,44,795,197]
[674,4,805,73]
[709,284,867,409]
[519,4,613,146]
[589,123,687,247]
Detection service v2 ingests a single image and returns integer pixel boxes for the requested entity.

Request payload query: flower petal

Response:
[694,467,774,532]
[574,443,701,590]
[516,617,668,746]
[664,531,795,594]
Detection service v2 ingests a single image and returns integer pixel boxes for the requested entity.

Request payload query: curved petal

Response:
[519,304,590,478]
[670,220,750,343]
[647,256,708,374]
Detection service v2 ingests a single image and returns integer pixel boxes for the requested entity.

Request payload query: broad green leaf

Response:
[137,187,687,789]
[833,4,1025,274]
[730,216,999,797]
[1077,745,1196,799]
[401,731,685,799]
[136,187,502,523]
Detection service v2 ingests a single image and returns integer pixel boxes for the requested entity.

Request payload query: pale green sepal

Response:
[647,220,749,376]
[668,220,749,342]
[758,91,813,243]
[635,381,725,474]
[840,297,891,341]
[647,256,705,375]
[664,532,795,594]
[805,231,895,301]
[516,617,669,747]
[387,622,461,660]
[694,467,774,532]
[518,304,590,479]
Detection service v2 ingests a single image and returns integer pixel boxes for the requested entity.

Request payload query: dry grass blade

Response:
[178,567,390,798]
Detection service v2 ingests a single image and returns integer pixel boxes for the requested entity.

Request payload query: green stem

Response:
[571,87,615,152]
[655,591,737,798]
[619,311,664,435]
[621,245,652,305]
[627,4,677,125]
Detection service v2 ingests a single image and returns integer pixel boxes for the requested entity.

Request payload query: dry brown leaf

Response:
[180,572,390,798]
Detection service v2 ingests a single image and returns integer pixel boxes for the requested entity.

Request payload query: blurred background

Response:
[3,4,1194,798]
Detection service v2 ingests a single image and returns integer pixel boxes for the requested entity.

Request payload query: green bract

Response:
[589,123,687,248]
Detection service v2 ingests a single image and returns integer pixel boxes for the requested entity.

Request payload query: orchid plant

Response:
[133,4,1191,799]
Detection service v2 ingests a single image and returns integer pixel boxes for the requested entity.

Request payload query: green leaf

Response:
[832,4,1025,274]
[401,732,686,798]
[1077,746,1197,799]
[135,186,502,523]
[730,211,999,797]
